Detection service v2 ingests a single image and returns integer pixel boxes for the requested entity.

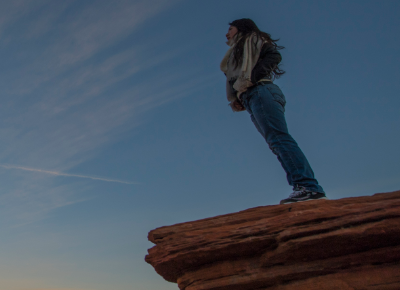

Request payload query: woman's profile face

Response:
[226,26,238,41]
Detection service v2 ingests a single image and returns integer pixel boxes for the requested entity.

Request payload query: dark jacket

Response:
[226,42,283,112]
[251,43,282,83]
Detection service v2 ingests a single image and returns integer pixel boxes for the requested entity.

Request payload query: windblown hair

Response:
[229,18,285,78]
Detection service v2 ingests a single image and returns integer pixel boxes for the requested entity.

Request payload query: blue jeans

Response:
[240,83,324,193]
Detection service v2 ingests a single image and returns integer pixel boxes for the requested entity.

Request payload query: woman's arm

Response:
[251,43,282,83]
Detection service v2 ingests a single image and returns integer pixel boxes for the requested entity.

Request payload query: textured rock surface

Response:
[145,190,400,290]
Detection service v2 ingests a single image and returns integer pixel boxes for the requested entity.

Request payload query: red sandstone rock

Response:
[145,190,400,289]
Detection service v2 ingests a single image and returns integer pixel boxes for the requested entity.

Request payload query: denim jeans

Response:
[240,83,324,193]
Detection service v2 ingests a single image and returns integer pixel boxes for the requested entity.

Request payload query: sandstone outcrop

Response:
[145,190,400,289]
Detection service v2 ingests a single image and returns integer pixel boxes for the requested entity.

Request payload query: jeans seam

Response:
[257,87,301,181]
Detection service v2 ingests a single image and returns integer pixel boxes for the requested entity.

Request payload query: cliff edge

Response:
[145,190,400,290]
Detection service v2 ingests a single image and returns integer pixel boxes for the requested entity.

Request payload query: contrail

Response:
[0,164,136,185]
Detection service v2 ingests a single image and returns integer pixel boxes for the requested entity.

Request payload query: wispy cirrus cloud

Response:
[0,0,202,226]
[0,164,136,184]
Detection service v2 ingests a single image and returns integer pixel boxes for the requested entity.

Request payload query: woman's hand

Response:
[230,98,246,112]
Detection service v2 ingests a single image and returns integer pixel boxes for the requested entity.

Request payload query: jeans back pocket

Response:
[266,84,286,107]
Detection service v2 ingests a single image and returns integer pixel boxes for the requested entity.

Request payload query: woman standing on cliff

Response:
[221,18,327,204]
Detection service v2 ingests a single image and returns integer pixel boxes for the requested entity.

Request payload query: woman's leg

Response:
[243,84,324,193]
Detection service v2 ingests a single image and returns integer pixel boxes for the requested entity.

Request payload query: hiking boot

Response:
[280,186,327,205]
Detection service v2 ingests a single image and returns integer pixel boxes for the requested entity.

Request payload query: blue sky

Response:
[0,0,399,289]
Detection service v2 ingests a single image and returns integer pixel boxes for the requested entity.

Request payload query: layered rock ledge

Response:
[145,190,400,290]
